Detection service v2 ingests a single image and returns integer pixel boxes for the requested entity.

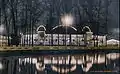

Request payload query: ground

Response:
[0,45,119,51]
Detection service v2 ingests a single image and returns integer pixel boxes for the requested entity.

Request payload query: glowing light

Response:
[0,62,3,70]
[61,14,74,26]
[0,25,5,34]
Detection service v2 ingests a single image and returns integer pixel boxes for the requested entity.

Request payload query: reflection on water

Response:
[0,53,120,74]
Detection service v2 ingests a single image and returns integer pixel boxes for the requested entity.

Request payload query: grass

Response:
[0,45,119,51]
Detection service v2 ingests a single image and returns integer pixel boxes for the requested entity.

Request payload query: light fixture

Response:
[61,14,74,27]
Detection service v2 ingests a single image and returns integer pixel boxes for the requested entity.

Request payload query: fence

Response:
[0,33,107,47]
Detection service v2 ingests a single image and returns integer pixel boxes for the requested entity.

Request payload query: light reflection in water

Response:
[0,53,120,74]
[0,62,3,70]
[18,53,120,73]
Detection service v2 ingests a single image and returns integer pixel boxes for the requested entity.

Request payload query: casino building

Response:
[21,25,106,46]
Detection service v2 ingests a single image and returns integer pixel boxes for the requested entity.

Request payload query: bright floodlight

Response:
[61,14,74,26]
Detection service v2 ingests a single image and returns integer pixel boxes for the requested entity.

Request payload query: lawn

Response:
[0,45,119,51]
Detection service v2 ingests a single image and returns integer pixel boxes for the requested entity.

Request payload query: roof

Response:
[37,25,46,32]
[107,39,119,45]
[45,22,107,35]
[51,25,78,34]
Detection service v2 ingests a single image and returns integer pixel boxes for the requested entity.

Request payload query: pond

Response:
[0,51,120,74]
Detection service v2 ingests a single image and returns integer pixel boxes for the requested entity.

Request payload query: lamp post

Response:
[61,14,74,47]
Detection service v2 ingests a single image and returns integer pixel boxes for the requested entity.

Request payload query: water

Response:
[0,52,120,74]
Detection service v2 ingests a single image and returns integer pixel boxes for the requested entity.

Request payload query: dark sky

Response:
[48,0,119,39]
[108,0,119,39]
[0,0,119,39]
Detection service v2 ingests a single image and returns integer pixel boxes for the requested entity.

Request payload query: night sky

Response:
[0,0,119,40]
[108,0,119,39]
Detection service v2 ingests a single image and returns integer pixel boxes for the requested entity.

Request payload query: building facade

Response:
[20,25,107,46]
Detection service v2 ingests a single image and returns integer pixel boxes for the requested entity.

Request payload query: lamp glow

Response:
[61,14,74,26]
[0,25,5,34]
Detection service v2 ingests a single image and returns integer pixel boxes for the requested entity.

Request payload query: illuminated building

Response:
[21,25,106,46]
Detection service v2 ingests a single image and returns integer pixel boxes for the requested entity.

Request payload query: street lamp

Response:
[61,14,74,46]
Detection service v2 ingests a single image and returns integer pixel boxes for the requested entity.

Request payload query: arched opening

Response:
[82,26,91,34]
[37,25,46,32]
[36,25,46,45]
[82,26,93,47]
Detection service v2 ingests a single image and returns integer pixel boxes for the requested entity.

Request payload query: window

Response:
[73,39,75,41]
[55,39,57,42]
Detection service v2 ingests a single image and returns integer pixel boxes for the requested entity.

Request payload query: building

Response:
[107,39,119,46]
[20,25,106,46]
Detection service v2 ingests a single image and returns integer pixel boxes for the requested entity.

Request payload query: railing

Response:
[0,34,107,47]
